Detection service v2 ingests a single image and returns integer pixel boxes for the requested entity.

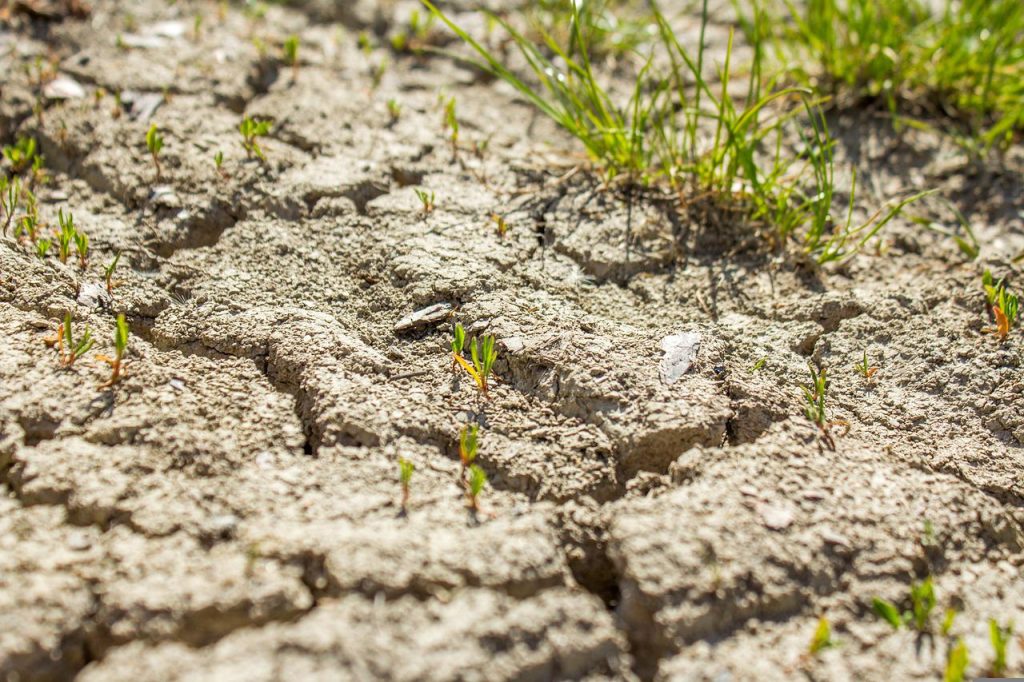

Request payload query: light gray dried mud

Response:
[1,0,1022,680]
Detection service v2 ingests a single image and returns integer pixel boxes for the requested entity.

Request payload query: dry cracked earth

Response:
[1,0,1023,680]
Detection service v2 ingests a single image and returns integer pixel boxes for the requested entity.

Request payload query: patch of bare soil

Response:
[1,1,1022,680]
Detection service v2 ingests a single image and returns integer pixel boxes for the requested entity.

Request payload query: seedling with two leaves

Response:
[807,616,835,657]
[801,363,847,450]
[983,270,1019,341]
[45,313,95,367]
[458,423,478,482]
[97,314,130,388]
[3,137,41,175]
[872,576,937,632]
[398,457,414,515]
[451,324,498,397]
[145,124,164,180]
[414,187,435,213]
[467,463,487,513]
[854,350,878,380]
[239,117,272,160]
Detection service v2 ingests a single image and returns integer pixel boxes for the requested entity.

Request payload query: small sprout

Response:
[451,322,466,370]
[193,13,203,40]
[808,616,835,656]
[1,175,20,236]
[801,363,847,450]
[36,238,51,259]
[988,619,1013,677]
[872,597,903,630]
[982,270,1019,341]
[371,59,389,89]
[872,577,938,632]
[854,350,878,380]
[491,213,508,239]
[104,252,123,294]
[443,96,459,156]
[414,187,435,213]
[357,31,372,53]
[239,116,272,161]
[945,638,969,682]
[3,136,39,174]
[54,313,95,367]
[57,208,76,265]
[30,155,47,187]
[145,124,164,179]
[466,463,487,512]
[213,151,229,179]
[749,357,767,373]
[908,577,937,632]
[468,334,498,396]
[386,98,402,122]
[941,608,957,637]
[97,314,129,388]
[458,423,478,481]
[282,35,299,78]
[74,230,89,268]
[398,457,414,515]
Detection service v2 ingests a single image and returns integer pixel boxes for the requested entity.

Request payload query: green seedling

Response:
[46,313,95,367]
[357,31,372,53]
[283,35,299,78]
[801,362,845,449]
[104,252,123,294]
[451,322,466,371]
[371,59,389,89]
[414,187,435,213]
[193,13,203,40]
[145,124,164,179]
[467,463,487,512]
[458,423,479,481]
[387,98,402,122]
[97,314,129,388]
[491,213,508,239]
[872,577,937,632]
[808,616,835,656]
[749,357,767,373]
[941,608,957,637]
[74,231,89,268]
[390,8,437,53]
[443,96,459,156]
[982,270,1019,341]
[854,350,878,380]
[469,334,498,395]
[398,457,414,514]
[945,639,969,682]
[989,619,1013,677]
[57,208,76,265]
[1,175,19,236]
[3,137,39,174]
[239,116,272,160]
[36,238,51,259]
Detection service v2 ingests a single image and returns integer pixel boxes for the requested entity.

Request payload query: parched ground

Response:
[1,1,1023,680]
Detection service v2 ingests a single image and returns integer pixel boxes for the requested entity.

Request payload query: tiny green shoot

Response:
[451,322,466,371]
[872,577,938,632]
[283,35,299,78]
[801,362,842,449]
[104,252,123,294]
[98,314,129,388]
[491,213,508,239]
[945,639,969,682]
[145,124,163,179]
[398,457,414,514]
[941,608,957,637]
[239,116,272,160]
[414,187,435,213]
[749,357,767,373]
[443,96,459,156]
[57,208,76,265]
[36,238,51,259]
[3,137,40,174]
[74,230,88,268]
[982,270,1019,341]
[988,619,1013,677]
[58,313,95,367]
[387,98,402,122]
[1,175,19,236]
[808,616,835,656]
[854,350,878,380]
[467,463,487,512]
[458,423,479,481]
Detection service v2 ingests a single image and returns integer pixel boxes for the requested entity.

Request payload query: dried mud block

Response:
[85,529,312,655]
[607,430,1024,669]
[278,155,390,213]
[79,588,631,682]
[0,499,97,682]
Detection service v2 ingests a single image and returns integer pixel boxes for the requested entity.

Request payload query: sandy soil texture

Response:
[1,1,1023,680]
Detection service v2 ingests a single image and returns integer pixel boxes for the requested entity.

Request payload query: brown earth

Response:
[1,1,1023,680]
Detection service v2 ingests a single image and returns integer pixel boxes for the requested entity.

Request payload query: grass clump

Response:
[872,576,938,632]
[421,0,926,265]
[57,209,76,265]
[854,350,877,380]
[743,0,1024,151]
[3,136,41,175]
[414,187,435,213]
[801,362,846,450]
